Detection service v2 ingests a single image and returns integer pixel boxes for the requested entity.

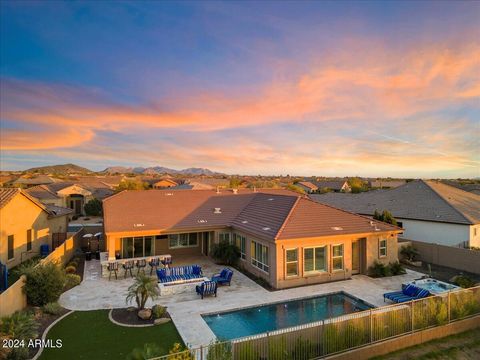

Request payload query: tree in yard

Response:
[115,179,149,192]
[126,274,160,310]
[286,183,305,194]
[211,240,240,265]
[373,209,398,226]
[348,177,368,193]
[84,198,103,216]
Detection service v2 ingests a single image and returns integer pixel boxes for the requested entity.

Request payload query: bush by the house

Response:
[42,302,63,315]
[65,274,81,289]
[84,198,103,216]
[65,265,76,274]
[0,311,38,360]
[210,240,240,266]
[152,305,166,319]
[22,262,66,306]
[66,260,78,268]
[400,244,419,262]
[167,343,194,360]
[368,261,405,278]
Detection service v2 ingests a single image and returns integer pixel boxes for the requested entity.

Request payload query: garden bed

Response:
[111,308,155,326]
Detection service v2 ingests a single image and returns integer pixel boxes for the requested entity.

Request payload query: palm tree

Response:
[126,274,159,310]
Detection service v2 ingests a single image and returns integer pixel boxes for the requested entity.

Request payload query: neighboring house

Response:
[12,175,61,188]
[153,179,178,189]
[296,181,319,194]
[369,180,406,189]
[0,188,72,268]
[314,180,351,193]
[103,189,400,289]
[310,180,480,248]
[184,178,230,188]
[26,182,114,216]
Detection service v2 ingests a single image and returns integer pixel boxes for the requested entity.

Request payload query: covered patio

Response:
[59,254,424,348]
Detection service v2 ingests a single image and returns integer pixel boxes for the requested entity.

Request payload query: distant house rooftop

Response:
[310,180,480,225]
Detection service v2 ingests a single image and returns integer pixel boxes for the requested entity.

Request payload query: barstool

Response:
[122,260,134,278]
[136,259,146,275]
[107,262,118,280]
[149,257,160,275]
[161,256,172,268]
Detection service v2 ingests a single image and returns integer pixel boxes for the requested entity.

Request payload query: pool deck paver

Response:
[59,256,424,348]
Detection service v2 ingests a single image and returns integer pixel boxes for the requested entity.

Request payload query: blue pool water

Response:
[202,292,373,340]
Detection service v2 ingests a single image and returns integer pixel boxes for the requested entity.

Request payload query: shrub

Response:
[373,209,398,226]
[400,244,419,262]
[22,262,66,306]
[42,302,63,315]
[389,261,406,275]
[206,340,232,360]
[369,261,389,277]
[453,275,476,288]
[67,260,78,268]
[167,343,194,360]
[65,274,81,289]
[151,305,166,319]
[127,343,162,360]
[84,198,103,216]
[0,311,38,360]
[65,265,77,274]
[211,240,240,266]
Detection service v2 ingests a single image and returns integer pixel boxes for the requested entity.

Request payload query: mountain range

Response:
[101,166,220,175]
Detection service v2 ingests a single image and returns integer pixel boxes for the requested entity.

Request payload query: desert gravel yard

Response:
[372,328,480,360]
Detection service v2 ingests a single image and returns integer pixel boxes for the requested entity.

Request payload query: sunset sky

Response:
[1,1,479,177]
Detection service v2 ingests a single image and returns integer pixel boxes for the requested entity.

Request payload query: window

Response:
[251,241,269,272]
[219,232,231,243]
[332,244,344,271]
[168,233,198,248]
[234,233,246,260]
[304,246,327,273]
[285,248,298,277]
[7,235,14,260]
[379,239,387,258]
[26,229,32,251]
[121,236,155,258]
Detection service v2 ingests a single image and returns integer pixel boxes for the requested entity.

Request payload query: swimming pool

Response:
[202,292,373,340]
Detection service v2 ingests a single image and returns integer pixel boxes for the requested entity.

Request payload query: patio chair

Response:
[149,257,161,275]
[195,280,218,299]
[212,268,233,286]
[161,256,172,268]
[107,262,118,281]
[122,260,134,279]
[136,259,147,275]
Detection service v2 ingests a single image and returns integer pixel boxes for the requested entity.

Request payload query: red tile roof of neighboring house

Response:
[104,189,399,240]
[0,188,19,209]
[0,188,72,217]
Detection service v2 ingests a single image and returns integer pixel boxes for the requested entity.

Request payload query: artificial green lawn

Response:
[39,310,184,360]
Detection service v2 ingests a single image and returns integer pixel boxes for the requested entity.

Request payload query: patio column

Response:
[107,235,117,260]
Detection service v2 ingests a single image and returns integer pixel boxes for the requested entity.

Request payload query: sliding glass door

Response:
[121,236,154,258]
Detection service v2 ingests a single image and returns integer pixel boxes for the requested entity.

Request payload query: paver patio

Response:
[59,255,424,348]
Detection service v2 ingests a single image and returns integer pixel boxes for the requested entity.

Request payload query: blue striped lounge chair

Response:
[195,280,217,299]
[384,284,430,303]
[211,268,234,286]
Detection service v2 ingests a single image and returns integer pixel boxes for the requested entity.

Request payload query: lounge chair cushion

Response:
[157,265,203,284]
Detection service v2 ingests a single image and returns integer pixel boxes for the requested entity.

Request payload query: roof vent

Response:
[267,198,274,201]
[134,223,145,227]
[241,220,248,224]
[331,226,343,231]
[262,227,271,231]
[197,219,208,223]
[165,193,174,196]
[370,221,374,226]
[214,207,222,214]
[233,189,238,194]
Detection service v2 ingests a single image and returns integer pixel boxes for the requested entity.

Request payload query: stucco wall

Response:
[399,218,470,247]
[0,275,27,317]
[469,224,480,248]
[0,193,51,267]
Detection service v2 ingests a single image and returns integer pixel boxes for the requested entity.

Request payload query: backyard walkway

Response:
[59,255,424,348]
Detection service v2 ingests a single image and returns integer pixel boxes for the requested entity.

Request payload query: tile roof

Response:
[297,181,319,191]
[104,189,399,239]
[0,188,20,209]
[45,204,74,217]
[25,185,61,200]
[314,180,349,191]
[310,180,480,225]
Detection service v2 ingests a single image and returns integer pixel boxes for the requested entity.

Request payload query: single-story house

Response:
[103,189,400,289]
[296,181,319,194]
[153,179,179,189]
[310,180,480,248]
[0,188,72,268]
[314,180,351,193]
